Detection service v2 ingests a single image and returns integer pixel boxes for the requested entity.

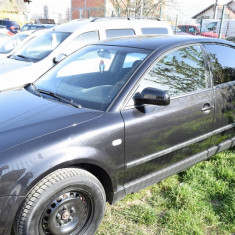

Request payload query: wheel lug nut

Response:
[63,206,67,211]
[56,213,61,219]
[60,220,64,226]
[69,216,73,221]
[70,207,76,213]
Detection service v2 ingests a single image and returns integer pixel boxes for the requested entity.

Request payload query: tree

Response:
[110,0,175,18]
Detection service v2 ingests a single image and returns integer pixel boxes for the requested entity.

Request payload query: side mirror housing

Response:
[53,53,67,64]
[134,87,170,106]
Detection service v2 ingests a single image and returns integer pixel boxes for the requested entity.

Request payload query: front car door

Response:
[203,43,235,156]
[121,44,215,194]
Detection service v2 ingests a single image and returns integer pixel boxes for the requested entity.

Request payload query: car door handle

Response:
[201,104,214,113]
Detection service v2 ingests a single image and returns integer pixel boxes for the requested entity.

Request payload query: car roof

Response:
[92,35,235,51]
[53,18,172,33]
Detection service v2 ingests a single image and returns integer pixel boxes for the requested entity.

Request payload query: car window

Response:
[0,33,28,54]
[141,28,168,35]
[105,29,135,38]
[34,45,150,111]
[204,44,235,85]
[130,45,207,104]
[179,26,186,32]
[61,31,99,55]
[188,26,197,34]
[123,53,147,68]
[11,31,71,63]
[206,22,217,31]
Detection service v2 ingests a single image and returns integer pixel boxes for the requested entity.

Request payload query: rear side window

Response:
[141,27,168,35]
[204,44,235,85]
[105,29,135,38]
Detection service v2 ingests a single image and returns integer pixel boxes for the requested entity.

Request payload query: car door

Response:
[204,43,235,155]
[121,44,215,193]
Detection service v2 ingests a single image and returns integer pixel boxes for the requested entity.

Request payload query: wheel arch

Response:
[20,161,115,205]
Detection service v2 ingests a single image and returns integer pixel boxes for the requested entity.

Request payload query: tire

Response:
[14,168,106,235]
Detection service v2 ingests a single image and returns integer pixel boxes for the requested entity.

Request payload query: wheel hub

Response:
[41,191,90,235]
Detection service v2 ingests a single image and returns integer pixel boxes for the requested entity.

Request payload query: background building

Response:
[0,0,29,25]
[192,0,235,21]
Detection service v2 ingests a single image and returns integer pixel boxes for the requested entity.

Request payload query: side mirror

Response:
[134,87,170,106]
[53,53,67,64]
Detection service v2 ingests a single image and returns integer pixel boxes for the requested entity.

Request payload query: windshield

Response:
[34,45,150,111]
[0,33,28,54]
[12,31,70,62]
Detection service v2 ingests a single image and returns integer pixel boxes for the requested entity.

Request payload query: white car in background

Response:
[0,18,173,91]
[0,30,46,59]
[0,26,12,44]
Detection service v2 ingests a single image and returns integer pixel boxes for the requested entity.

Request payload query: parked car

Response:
[0,30,47,60]
[21,23,55,31]
[0,26,12,44]
[0,35,234,235]
[0,18,173,91]
[0,25,13,36]
[177,24,225,39]
[171,25,188,35]
[0,19,20,34]
[202,19,235,41]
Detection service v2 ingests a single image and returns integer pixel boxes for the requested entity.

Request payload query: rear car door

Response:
[121,44,215,193]
[204,43,235,155]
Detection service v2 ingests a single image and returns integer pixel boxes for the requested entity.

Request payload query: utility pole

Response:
[218,4,225,39]
[213,0,218,19]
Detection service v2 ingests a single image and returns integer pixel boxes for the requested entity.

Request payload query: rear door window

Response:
[204,44,235,85]
[105,29,135,38]
[141,27,168,34]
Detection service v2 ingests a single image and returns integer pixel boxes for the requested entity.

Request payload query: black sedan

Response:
[0,35,234,235]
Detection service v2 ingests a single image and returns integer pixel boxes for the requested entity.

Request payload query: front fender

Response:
[0,112,125,198]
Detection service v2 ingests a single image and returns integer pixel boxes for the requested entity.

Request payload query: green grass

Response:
[96,149,235,235]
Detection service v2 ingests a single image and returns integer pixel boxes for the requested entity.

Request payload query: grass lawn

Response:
[96,149,235,235]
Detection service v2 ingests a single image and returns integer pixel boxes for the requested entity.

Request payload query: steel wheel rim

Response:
[40,191,92,235]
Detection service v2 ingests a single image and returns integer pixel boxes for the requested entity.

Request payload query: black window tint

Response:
[141,28,168,35]
[105,29,135,38]
[188,26,197,34]
[179,26,186,32]
[138,45,207,97]
[204,44,235,85]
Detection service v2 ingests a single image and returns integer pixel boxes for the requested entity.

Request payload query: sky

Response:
[27,0,231,22]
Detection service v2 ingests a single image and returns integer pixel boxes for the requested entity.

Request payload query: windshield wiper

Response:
[30,84,42,97]
[15,54,33,62]
[37,88,82,108]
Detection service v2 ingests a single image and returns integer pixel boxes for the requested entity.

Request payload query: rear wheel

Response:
[15,168,106,235]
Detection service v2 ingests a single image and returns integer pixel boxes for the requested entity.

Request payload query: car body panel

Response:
[122,88,215,183]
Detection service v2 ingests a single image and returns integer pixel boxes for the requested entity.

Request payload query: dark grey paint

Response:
[0,36,234,234]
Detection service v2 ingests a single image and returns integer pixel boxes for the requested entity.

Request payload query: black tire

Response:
[15,168,106,235]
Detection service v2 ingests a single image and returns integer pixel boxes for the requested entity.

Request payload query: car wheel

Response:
[15,168,106,235]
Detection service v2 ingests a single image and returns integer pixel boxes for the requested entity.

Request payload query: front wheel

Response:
[15,168,106,235]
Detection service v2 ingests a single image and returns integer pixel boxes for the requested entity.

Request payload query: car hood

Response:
[0,57,32,74]
[0,59,52,91]
[0,88,103,152]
